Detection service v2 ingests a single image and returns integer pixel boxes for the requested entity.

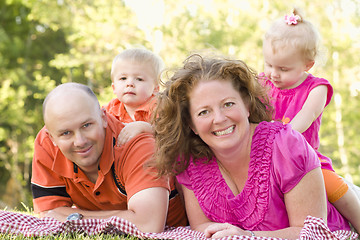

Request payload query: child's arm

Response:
[290,85,328,133]
[117,121,153,146]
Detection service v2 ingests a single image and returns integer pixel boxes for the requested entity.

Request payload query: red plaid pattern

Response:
[0,211,358,239]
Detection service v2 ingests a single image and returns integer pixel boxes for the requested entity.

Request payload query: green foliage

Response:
[0,0,65,208]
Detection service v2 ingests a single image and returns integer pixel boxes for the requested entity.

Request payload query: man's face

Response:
[45,91,107,174]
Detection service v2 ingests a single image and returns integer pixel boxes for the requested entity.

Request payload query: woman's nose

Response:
[213,109,226,124]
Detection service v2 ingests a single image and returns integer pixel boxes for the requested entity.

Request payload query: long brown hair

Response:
[153,54,273,176]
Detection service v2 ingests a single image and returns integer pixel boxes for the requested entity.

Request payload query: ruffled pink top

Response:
[177,121,350,231]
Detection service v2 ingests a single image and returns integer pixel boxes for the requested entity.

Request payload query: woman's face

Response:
[189,79,251,155]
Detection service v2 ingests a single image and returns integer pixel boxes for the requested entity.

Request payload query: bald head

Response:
[43,83,100,124]
[42,82,108,170]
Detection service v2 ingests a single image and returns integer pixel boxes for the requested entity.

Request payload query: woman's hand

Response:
[204,222,252,238]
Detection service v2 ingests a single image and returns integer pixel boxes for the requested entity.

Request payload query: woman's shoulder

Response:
[253,121,285,141]
[254,121,315,153]
[250,121,286,171]
[176,156,218,188]
[254,121,303,139]
[254,122,320,192]
[253,121,319,171]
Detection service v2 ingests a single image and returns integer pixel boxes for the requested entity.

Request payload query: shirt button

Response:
[95,191,100,196]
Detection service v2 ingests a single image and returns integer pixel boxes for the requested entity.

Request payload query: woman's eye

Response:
[83,123,91,128]
[198,110,208,116]
[224,102,234,108]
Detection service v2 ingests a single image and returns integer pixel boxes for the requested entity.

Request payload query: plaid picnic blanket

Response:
[0,210,358,239]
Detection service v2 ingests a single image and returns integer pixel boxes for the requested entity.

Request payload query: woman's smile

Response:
[213,126,235,136]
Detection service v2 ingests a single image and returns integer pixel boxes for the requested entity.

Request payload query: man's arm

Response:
[35,128,170,233]
[41,187,169,233]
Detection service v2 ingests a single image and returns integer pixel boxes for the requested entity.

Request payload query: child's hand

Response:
[117,121,153,146]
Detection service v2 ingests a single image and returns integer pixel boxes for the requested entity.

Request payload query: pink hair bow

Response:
[284,13,301,25]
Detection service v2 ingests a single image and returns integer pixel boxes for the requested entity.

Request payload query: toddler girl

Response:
[260,8,360,232]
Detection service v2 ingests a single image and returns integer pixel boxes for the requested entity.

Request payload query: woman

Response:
[153,54,351,239]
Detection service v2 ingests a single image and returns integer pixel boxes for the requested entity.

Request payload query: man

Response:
[31,83,187,233]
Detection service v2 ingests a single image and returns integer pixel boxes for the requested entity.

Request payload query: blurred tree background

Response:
[0,0,359,210]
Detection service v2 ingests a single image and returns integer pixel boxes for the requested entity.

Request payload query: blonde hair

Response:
[110,48,164,84]
[264,8,321,63]
[153,54,273,176]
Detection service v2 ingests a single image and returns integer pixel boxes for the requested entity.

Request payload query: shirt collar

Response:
[118,95,156,121]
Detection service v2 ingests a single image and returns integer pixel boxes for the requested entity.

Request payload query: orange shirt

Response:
[104,96,156,123]
[31,113,187,227]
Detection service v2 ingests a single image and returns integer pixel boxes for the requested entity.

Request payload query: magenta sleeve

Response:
[272,125,321,193]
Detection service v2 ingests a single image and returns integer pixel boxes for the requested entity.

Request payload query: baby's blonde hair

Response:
[110,48,164,84]
[264,8,321,63]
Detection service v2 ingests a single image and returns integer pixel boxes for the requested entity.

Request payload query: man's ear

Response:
[305,60,315,72]
[101,108,108,128]
[45,128,57,147]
